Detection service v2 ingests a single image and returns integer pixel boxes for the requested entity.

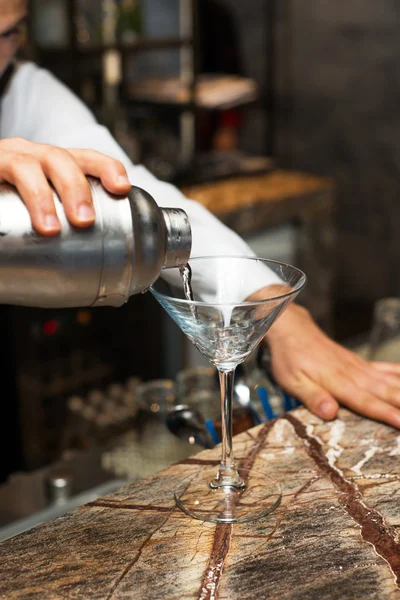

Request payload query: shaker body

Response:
[0,178,191,308]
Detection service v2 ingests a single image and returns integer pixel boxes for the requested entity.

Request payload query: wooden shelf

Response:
[127,74,258,110]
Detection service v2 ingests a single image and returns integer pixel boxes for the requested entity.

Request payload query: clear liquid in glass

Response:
[179,263,198,320]
[179,263,194,302]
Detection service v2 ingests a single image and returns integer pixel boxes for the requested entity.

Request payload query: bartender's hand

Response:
[265,302,400,429]
[0,137,131,236]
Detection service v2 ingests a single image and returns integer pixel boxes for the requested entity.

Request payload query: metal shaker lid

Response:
[161,208,192,269]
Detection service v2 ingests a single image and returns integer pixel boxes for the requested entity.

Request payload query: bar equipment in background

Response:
[135,379,200,474]
[124,0,268,184]
[28,0,275,185]
[102,379,202,481]
[234,349,280,422]
[175,365,258,442]
[173,356,302,446]
[136,378,176,415]
[0,295,165,480]
[175,365,220,443]
[63,376,140,452]
[84,348,302,487]
[45,468,73,506]
[166,405,215,449]
[367,298,400,362]
[100,0,142,160]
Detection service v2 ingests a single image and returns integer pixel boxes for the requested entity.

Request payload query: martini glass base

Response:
[174,466,281,523]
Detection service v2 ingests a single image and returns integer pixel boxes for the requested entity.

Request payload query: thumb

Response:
[291,379,339,420]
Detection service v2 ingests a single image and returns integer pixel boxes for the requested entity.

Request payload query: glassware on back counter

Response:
[101,378,202,482]
[368,298,400,362]
[176,365,264,443]
[233,346,301,423]
[176,366,220,443]
[134,379,202,477]
[136,379,176,417]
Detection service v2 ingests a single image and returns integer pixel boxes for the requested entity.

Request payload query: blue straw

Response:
[283,392,293,412]
[282,391,301,410]
[205,419,220,445]
[256,387,277,420]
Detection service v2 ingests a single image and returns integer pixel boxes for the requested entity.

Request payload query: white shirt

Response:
[1,61,281,302]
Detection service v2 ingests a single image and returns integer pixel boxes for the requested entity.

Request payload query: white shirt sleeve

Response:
[1,62,282,300]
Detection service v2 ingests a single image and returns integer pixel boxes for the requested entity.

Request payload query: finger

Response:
[372,361,400,375]
[367,372,400,408]
[335,378,400,429]
[370,368,400,388]
[0,151,60,235]
[68,149,131,195]
[286,376,339,420]
[38,146,95,228]
[351,360,400,409]
[0,137,35,153]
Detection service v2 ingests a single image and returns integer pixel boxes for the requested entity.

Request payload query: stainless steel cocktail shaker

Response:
[0,178,191,308]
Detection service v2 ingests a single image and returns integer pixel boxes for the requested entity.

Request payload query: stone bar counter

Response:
[1,407,400,599]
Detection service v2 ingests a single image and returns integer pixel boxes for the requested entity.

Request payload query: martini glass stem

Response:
[210,368,246,490]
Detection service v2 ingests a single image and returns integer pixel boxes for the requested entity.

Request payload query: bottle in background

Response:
[368,298,400,362]
[116,0,142,43]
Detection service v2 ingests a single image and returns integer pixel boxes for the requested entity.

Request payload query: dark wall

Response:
[219,0,400,304]
[217,0,271,155]
[133,0,400,305]
[275,1,400,303]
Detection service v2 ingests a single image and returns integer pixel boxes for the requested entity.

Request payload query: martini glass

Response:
[150,256,306,523]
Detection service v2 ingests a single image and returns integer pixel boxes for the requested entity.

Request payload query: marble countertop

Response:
[1,407,400,599]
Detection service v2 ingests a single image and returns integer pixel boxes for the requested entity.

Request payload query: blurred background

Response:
[24,0,400,332]
[1,0,400,538]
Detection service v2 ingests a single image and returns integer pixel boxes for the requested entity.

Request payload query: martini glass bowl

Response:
[150,256,306,523]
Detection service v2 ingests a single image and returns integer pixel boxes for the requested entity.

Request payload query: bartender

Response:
[1,0,400,429]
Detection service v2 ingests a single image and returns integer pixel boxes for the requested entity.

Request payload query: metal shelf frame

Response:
[29,0,277,182]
